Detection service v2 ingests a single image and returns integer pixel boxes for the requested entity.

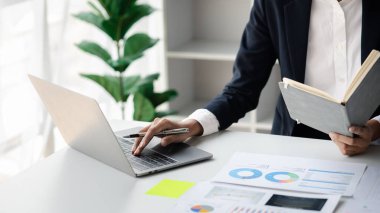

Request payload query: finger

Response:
[132,124,151,153]
[134,119,175,155]
[329,133,358,146]
[349,126,370,138]
[332,140,357,155]
[151,117,161,126]
[331,132,370,148]
[140,124,152,132]
[349,146,368,156]
[329,134,352,150]
[342,145,368,156]
[161,134,188,147]
[133,119,162,155]
[343,149,357,156]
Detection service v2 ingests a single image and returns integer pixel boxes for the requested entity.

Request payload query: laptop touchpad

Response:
[151,143,190,156]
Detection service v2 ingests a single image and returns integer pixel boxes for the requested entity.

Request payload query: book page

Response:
[343,50,380,103]
[282,78,341,103]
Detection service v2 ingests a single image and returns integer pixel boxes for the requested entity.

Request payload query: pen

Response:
[123,128,190,138]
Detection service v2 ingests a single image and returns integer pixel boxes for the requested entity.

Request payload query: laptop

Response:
[28,75,212,177]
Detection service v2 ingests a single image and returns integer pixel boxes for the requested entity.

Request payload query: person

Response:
[132,0,380,156]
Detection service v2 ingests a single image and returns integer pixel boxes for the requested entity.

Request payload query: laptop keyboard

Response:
[117,137,177,171]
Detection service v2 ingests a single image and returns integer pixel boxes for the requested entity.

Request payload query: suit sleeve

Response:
[205,0,277,130]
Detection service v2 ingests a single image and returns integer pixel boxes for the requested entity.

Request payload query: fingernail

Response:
[329,133,336,141]
[349,127,354,133]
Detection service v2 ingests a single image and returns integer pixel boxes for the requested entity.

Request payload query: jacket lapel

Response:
[284,0,312,83]
[361,0,380,63]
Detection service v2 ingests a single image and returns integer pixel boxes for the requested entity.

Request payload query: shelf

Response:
[162,0,278,134]
[167,40,239,61]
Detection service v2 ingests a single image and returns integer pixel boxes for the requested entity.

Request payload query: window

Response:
[0,0,160,180]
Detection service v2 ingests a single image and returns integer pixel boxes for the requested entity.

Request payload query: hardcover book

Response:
[279,50,380,137]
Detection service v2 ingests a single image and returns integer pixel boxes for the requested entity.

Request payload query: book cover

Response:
[279,50,380,137]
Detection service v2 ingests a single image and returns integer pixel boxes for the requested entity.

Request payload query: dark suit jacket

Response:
[205,0,380,139]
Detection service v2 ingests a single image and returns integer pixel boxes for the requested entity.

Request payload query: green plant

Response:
[74,0,177,121]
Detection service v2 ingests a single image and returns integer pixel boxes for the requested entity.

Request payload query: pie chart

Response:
[229,168,263,179]
[190,204,214,212]
[265,171,299,183]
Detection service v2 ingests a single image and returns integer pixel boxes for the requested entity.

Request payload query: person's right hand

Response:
[132,118,203,156]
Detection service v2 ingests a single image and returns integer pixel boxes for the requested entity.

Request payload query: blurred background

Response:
[0,0,162,181]
[0,0,280,182]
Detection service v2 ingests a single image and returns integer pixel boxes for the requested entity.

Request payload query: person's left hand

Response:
[329,125,374,156]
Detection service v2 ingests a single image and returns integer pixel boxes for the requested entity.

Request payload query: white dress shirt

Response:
[186,0,380,136]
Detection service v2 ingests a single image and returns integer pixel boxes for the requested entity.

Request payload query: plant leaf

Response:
[107,58,131,72]
[74,12,117,40]
[80,74,122,102]
[107,53,142,72]
[76,40,143,72]
[74,12,103,32]
[118,4,154,39]
[119,75,140,102]
[133,92,155,121]
[123,75,141,94]
[75,3,155,41]
[97,0,112,17]
[150,90,178,107]
[88,1,105,19]
[98,0,137,17]
[124,33,158,58]
[81,74,143,102]
[155,110,177,118]
[136,81,154,97]
[143,73,160,81]
[128,73,158,94]
[76,41,111,64]
[110,0,128,17]
[131,73,160,96]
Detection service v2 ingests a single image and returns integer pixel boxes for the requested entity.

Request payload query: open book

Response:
[279,50,380,137]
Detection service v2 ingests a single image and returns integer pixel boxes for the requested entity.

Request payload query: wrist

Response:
[180,119,204,136]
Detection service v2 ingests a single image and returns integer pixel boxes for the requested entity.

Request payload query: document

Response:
[279,50,380,137]
[352,165,380,200]
[171,182,341,213]
[212,153,366,196]
[337,166,380,213]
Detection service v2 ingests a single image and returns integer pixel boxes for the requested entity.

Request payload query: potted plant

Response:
[74,0,177,121]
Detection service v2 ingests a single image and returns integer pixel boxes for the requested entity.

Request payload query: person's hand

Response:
[132,118,203,156]
[329,120,380,156]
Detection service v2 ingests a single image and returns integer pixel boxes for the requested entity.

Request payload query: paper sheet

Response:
[212,153,366,196]
[146,179,195,198]
[171,182,341,213]
[337,166,380,212]
[352,165,380,200]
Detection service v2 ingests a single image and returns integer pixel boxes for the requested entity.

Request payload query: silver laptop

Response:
[29,75,212,177]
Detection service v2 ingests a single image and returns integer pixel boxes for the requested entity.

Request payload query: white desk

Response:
[0,120,379,213]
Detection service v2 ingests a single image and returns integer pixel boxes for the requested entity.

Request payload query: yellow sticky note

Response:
[146,179,195,198]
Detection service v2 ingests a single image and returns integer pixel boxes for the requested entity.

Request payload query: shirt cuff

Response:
[184,109,220,136]
[372,115,380,124]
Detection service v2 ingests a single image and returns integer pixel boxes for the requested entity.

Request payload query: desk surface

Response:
[0,121,379,213]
